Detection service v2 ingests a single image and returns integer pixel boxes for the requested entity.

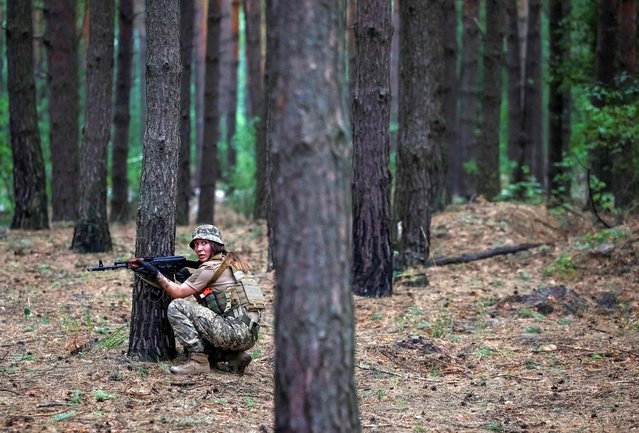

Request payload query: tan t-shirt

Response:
[185,255,236,294]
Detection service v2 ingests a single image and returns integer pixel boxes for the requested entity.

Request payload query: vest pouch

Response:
[232,270,266,311]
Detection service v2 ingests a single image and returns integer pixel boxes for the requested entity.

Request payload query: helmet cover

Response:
[190,224,223,248]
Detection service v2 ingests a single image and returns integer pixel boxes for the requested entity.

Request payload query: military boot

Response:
[225,351,252,376]
[170,352,210,375]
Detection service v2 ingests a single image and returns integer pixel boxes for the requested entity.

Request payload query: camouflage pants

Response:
[167,299,256,353]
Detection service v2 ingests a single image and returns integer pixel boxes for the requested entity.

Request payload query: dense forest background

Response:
[1,0,637,229]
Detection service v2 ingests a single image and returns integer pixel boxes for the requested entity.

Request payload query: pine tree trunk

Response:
[352,0,393,298]
[7,0,49,230]
[456,0,480,199]
[443,0,458,205]
[394,0,446,269]
[270,1,360,430]
[111,0,134,224]
[128,0,181,362]
[226,0,240,175]
[177,0,195,226]
[478,0,505,200]
[196,0,222,224]
[524,0,544,187]
[548,0,571,203]
[506,1,524,180]
[44,0,79,223]
[71,0,114,251]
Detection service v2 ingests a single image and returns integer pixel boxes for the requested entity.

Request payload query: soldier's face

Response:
[192,239,213,262]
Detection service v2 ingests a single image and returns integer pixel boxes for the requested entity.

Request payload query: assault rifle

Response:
[87,256,200,281]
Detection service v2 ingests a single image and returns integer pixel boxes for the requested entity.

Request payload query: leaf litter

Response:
[0,202,638,432]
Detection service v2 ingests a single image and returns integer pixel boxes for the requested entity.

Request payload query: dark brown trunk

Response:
[196,0,222,223]
[352,0,393,297]
[506,1,524,177]
[524,0,544,187]
[394,0,446,269]
[548,0,571,203]
[71,0,114,252]
[477,0,505,200]
[128,0,181,362]
[177,0,195,226]
[193,0,208,188]
[270,0,360,430]
[110,0,134,224]
[443,0,458,204]
[44,0,79,223]
[456,0,481,199]
[226,0,240,175]
[7,0,49,230]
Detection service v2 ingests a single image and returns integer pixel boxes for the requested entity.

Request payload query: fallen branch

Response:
[424,243,545,268]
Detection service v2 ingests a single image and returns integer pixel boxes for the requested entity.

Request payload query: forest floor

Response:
[0,201,638,433]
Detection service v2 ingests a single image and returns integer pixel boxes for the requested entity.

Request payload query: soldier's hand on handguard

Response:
[132,259,160,280]
[175,267,191,283]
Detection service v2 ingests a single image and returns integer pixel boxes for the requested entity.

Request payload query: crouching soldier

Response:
[134,224,263,375]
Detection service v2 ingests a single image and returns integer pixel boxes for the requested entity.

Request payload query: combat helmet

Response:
[190,224,223,248]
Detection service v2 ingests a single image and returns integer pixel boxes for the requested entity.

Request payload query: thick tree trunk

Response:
[270,0,360,430]
[128,0,181,362]
[71,0,114,251]
[394,0,446,269]
[7,0,49,230]
[352,0,393,297]
[477,0,505,200]
[111,0,134,224]
[44,0,79,223]
[196,0,222,224]
[177,0,195,226]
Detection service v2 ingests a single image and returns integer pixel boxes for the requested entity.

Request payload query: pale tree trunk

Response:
[196,0,222,223]
[269,0,360,430]
[352,0,393,297]
[128,0,181,361]
[44,0,79,222]
[71,0,114,252]
[394,0,446,269]
[7,0,49,230]
[111,0,134,224]
[177,0,195,226]
[478,0,505,200]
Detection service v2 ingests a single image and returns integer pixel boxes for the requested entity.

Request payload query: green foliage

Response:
[52,411,77,422]
[0,95,12,222]
[224,117,257,217]
[544,253,577,279]
[575,228,625,250]
[92,390,118,402]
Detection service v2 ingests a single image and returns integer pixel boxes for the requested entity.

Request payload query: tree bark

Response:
[128,0,181,362]
[177,0,195,226]
[196,0,222,224]
[456,0,481,199]
[111,0,134,224]
[7,0,49,230]
[270,0,360,430]
[443,0,458,205]
[71,0,114,251]
[477,0,505,200]
[523,0,544,187]
[352,0,393,298]
[245,0,268,220]
[506,1,524,180]
[394,0,446,269]
[44,0,79,223]
[548,0,571,203]
[225,0,240,176]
